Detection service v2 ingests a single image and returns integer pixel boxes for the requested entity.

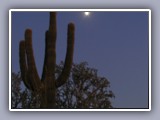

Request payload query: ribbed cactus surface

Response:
[19,12,75,108]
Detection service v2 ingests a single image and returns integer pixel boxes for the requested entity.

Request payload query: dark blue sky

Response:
[11,11,149,108]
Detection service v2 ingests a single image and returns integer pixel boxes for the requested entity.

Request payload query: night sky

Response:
[11,11,149,108]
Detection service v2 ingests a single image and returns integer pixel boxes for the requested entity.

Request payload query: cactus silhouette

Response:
[19,12,75,108]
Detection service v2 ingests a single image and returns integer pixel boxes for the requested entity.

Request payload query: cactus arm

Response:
[56,23,75,88]
[25,29,41,91]
[19,41,32,89]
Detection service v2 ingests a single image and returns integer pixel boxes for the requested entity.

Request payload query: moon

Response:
[84,12,90,16]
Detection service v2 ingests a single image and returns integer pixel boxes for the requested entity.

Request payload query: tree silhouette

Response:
[11,62,115,109]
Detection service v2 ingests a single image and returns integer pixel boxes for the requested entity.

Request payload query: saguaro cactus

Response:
[19,12,75,108]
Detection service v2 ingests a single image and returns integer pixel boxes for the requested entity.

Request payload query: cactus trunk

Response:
[19,12,75,108]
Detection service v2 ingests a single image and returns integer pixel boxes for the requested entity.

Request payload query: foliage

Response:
[11,72,22,108]
[11,62,115,109]
[11,72,40,109]
[55,62,115,108]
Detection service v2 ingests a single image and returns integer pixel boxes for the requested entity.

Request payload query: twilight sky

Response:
[11,11,149,108]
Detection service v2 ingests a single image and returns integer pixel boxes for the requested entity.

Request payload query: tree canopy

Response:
[11,62,115,109]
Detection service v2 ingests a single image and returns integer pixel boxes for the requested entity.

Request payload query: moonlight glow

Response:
[84,12,90,16]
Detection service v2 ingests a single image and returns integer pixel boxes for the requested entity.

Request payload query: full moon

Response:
[84,12,90,16]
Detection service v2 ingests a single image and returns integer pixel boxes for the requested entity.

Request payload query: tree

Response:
[11,72,22,108]
[11,72,40,109]
[11,62,115,109]
[55,62,115,109]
